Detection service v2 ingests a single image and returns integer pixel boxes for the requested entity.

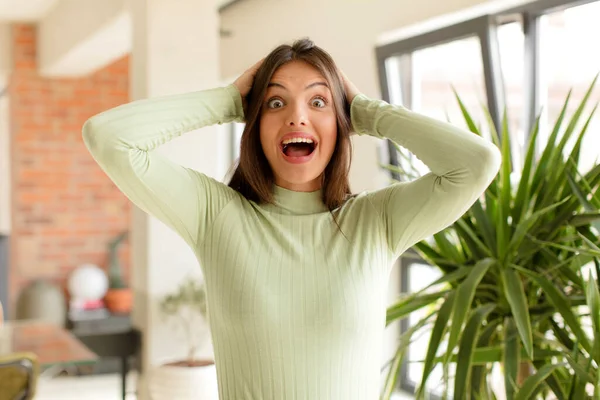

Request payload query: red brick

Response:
[8,24,131,308]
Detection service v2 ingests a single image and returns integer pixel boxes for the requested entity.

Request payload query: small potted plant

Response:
[103,231,132,314]
[148,278,218,400]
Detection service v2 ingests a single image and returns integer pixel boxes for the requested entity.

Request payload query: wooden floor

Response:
[36,373,138,400]
[35,372,414,399]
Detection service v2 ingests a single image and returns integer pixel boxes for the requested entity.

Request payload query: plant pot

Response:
[149,360,218,400]
[104,288,132,314]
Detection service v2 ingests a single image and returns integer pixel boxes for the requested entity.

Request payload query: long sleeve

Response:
[352,94,501,257]
[82,84,244,247]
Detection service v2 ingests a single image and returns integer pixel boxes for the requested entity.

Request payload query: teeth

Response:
[281,137,314,145]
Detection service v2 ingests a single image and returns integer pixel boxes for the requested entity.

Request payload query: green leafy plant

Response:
[107,231,128,289]
[159,278,209,366]
[382,76,600,399]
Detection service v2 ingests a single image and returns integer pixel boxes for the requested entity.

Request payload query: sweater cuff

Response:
[225,84,245,122]
[350,94,382,138]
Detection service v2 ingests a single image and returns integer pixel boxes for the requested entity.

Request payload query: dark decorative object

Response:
[16,280,66,326]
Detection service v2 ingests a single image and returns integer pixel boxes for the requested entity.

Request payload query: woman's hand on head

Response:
[233,59,264,98]
[233,59,264,117]
[340,70,360,104]
[340,70,361,135]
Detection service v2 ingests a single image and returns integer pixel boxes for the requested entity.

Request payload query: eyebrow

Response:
[267,81,329,90]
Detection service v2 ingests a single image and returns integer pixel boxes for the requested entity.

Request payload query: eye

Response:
[311,96,327,108]
[267,98,285,109]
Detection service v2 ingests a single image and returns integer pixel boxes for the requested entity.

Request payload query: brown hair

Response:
[227,38,353,211]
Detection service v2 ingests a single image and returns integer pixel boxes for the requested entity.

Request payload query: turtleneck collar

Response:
[261,185,329,215]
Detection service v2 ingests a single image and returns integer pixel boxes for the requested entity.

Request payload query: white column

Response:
[0,24,11,235]
[128,1,225,398]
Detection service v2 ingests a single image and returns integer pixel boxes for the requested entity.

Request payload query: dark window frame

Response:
[376,0,599,395]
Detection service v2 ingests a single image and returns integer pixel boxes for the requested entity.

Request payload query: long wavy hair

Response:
[227,38,353,211]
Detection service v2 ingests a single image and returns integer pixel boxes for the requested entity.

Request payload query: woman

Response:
[83,38,500,399]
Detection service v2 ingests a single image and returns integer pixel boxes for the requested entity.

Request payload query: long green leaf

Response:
[397,265,469,305]
[501,268,533,358]
[567,172,595,212]
[507,198,569,256]
[386,290,449,325]
[471,199,496,252]
[446,259,495,361]
[471,319,501,397]
[561,102,599,200]
[454,304,496,400]
[413,242,460,272]
[426,345,560,365]
[454,219,488,260]
[454,87,481,135]
[497,111,512,260]
[455,219,493,257]
[513,115,541,226]
[595,364,600,400]
[541,78,599,213]
[537,100,597,212]
[533,360,566,400]
[517,267,592,353]
[569,212,600,227]
[527,237,600,257]
[577,231,600,254]
[568,171,600,234]
[585,271,600,363]
[504,318,519,400]
[416,292,455,400]
[551,164,600,231]
[531,90,571,194]
[515,363,566,400]
[381,311,435,400]
[434,231,465,264]
[553,74,598,161]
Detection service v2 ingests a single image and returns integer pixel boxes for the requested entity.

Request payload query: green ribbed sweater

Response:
[82,84,500,400]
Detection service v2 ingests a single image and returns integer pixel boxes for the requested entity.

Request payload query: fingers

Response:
[246,58,265,78]
[339,70,359,103]
[251,58,265,72]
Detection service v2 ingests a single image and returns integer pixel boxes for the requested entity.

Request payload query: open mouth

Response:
[280,138,318,158]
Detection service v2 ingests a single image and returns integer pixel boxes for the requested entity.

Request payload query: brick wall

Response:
[8,24,131,310]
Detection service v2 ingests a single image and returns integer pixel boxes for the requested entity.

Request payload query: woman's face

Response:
[259,60,338,192]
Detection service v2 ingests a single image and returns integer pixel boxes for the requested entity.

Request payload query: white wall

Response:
[0,75,9,235]
[127,3,223,397]
[0,23,11,234]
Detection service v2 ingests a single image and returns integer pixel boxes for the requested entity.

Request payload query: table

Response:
[0,320,97,368]
[68,315,141,400]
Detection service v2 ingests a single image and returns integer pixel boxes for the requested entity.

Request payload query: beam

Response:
[37,0,130,77]
[0,24,11,75]
[0,25,10,235]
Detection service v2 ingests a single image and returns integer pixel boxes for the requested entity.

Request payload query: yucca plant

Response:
[382,76,600,400]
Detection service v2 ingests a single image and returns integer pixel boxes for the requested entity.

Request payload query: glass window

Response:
[401,260,445,395]
[231,122,245,162]
[539,2,600,172]
[498,21,526,168]
[412,37,488,135]
[385,37,489,177]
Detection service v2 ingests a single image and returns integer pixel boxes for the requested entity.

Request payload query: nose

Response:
[285,102,307,126]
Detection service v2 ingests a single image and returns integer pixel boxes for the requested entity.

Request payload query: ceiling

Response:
[0,0,238,22]
[0,0,60,21]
